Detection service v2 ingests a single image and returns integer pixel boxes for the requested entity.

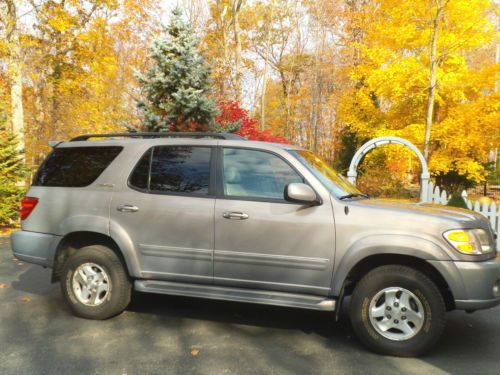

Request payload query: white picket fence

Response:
[425,182,500,251]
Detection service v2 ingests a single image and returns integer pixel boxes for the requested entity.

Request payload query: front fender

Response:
[331,234,452,295]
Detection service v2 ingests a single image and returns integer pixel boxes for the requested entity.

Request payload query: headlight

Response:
[443,229,493,255]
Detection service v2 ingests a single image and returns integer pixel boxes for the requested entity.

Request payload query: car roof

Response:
[54,137,302,152]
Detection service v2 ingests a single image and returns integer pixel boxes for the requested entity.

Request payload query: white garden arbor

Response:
[346,136,430,202]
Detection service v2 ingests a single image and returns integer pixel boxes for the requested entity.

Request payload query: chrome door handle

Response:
[117,204,139,213]
[222,211,249,220]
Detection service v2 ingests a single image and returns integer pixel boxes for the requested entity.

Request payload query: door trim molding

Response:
[214,250,329,270]
[139,244,212,261]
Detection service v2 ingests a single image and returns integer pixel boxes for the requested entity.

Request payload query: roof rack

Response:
[70,132,246,142]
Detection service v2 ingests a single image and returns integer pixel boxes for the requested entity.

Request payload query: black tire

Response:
[61,245,132,320]
[349,265,446,357]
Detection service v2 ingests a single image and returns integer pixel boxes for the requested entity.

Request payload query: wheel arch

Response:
[339,253,455,311]
[51,231,139,282]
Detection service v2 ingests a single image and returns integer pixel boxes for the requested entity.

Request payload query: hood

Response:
[352,199,485,224]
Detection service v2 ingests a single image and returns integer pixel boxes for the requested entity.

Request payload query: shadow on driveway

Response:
[2,247,499,374]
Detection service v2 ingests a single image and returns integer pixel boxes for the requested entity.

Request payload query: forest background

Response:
[0,0,499,226]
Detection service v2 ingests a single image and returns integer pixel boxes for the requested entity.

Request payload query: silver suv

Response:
[11,132,500,356]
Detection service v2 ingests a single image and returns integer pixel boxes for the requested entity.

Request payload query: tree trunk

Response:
[423,0,444,161]
[215,1,229,99]
[260,1,274,131]
[311,14,326,153]
[32,78,46,166]
[232,0,243,103]
[278,69,292,139]
[2,0,25,155]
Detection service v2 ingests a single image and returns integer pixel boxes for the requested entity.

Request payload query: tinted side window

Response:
[149,146,211,195]
[33,146,122,187]
[222,148,303,200]
[129,148,152,190]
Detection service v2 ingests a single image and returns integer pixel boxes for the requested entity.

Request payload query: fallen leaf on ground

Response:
[190,348,200,356]
[0,283,8,289]
[22,297,31,303]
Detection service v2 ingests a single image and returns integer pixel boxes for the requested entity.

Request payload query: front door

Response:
[213,147,335,296]
[111,145,215,284]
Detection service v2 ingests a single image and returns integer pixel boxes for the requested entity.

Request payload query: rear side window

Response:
[33,146,123,187]
[129,146,211,195]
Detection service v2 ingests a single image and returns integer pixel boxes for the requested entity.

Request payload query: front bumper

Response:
[429,256,500,311]
[10,230,61,267]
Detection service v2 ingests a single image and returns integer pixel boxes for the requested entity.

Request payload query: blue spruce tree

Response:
[134,7,218,132]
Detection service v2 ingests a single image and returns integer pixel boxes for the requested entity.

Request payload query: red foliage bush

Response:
[216,101,288,144]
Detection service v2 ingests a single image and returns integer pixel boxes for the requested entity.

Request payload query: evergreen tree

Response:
[134,7,218,132]
[0,126,28,226]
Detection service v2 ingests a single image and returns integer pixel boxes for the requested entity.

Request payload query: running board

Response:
[134,280,336,311]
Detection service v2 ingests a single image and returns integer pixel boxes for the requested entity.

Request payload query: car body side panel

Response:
[11,230,61,266]
[109,141,218,284]
[330,235,453,295]
[20,186,113,235]
[328,194,471,296]
[213,199,335,296]
[57,215,110,237]
[21,145,133,236]
[428,258,500,303]
[110,191,215,283]
[108,220,143,277]
[212,144,338,296]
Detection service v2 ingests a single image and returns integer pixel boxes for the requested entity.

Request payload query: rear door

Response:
[213,147,336,296]
[110,144,216,284]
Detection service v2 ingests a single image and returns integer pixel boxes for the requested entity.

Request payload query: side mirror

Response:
[285,183,320,205]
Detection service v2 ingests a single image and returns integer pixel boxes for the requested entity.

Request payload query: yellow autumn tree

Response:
[21,0,120,164]
[338,0,499,190]
[18,0,158,165]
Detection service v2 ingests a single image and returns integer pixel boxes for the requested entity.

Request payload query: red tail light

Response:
[20,197,39,220]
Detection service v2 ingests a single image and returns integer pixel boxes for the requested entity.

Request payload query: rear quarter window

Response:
[33,146,123,187]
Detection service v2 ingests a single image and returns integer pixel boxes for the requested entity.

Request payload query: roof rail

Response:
[70,132,246,142]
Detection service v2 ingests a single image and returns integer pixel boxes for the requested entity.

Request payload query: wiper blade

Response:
[339,193,369,200]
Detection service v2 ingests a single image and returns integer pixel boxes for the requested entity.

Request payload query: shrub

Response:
[216,101,288,143]
[446,192,468,209]
[0,131,28,226]
[356,150,416,199]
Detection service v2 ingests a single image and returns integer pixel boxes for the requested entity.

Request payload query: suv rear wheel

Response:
[349,265,446,357]
[61,245,131,319]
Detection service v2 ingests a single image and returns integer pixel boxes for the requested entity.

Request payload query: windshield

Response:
[290,150,364,198]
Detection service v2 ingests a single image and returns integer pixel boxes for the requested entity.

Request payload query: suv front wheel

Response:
[61,245,132,320]
[349,265,446,357]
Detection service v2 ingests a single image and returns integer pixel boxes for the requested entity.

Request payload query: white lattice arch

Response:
[347,136,430,202]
